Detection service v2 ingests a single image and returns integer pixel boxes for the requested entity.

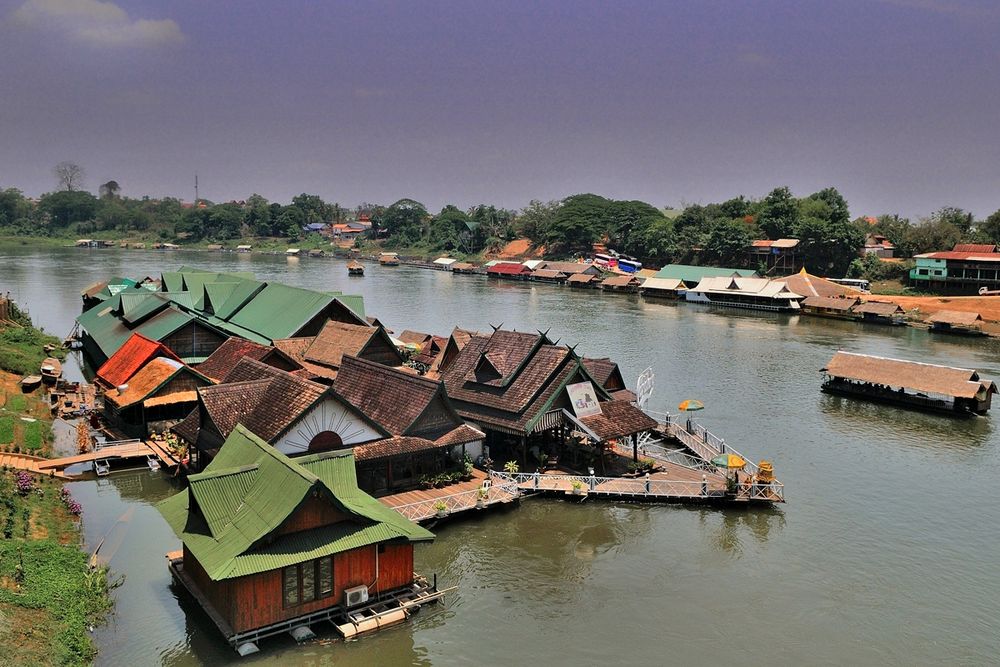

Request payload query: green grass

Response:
[22,420,42,451]
[0,475,117,666]
[4,393,27,412]
[0,416,13,444]
[0,324,63,377]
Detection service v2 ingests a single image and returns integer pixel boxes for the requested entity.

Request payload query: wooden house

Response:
[103,357,213,438]
[639,277,684,299]
[194,337,303,382]
[428,327,479,377]
[95,332,182,390]
[538,262,602,277]
[925,310,986,336]
[566,273,600,289]
[852,301,906,325]
[821,351,996,415]
[685,276,804,312]
[600,274,642,293]
[530,269,568,284]
[800,296,861,320]
[582,357,635,402]
[451,262,477,275]
[334,356,484,495]
[157,425,435,654]
[439,329,656,468]
[273,322,403,383]
[486,263,532,280]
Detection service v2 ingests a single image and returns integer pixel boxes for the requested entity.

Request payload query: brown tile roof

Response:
[531,269,567,280]
[353,424,484,461]
[801,296,860,311]
[541,261,597,275]
[823,351,994,399]
[196,337,281,382]
[567,273,599,284]
[601,274,641,288]
[398,330,433,346]
[610,388,637,402]
[582,358,618,387]
[303,320,377,369]
[433,423,485,447]
[272,337,339,381]
[334,355,443,435]
[853,301,904,316]
[926,310,983,326]
[172,406,201,444]
[202,358,327,441]
[578,400,659,441]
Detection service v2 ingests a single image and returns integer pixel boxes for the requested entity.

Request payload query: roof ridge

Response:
[189,463,259,482]
[232,424,321,484]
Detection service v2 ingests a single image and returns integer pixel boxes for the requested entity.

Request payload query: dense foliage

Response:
[3,165,1000,276]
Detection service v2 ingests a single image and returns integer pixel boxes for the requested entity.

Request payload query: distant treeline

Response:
[3,165,1000,277]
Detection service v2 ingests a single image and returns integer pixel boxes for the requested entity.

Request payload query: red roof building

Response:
[486,263,532,278]
[96,333,182,389]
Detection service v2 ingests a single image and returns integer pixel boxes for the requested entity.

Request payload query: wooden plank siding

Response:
[273,496,351,538]
[162,322,227,359]
[359,335,403,366]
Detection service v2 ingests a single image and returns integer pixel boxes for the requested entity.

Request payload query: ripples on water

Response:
[3,248,999,666]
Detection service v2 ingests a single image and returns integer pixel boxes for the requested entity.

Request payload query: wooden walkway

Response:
[380,468,519,522]
[35,441,152,471]
[0,452,71,478]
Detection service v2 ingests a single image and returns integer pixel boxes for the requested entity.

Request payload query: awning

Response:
[143,391,198,408]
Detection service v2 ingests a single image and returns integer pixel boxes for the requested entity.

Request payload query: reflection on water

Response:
[0,247,997,666]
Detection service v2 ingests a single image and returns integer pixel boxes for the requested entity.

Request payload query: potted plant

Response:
[571,479,584,495]
[461,459,474,481]
[475,487,489,509]
[503,460,519,474]
[434,501,448,518]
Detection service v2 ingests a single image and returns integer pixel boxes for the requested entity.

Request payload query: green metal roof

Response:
[652,264,757,283]
[157,425,433,580]
[227,283,338,340]
[213,279,266,320]
[332,294,366,320]
[161,272,186,293]
[77,304,198,360]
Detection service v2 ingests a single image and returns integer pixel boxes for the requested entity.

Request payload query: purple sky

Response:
[2,0,998,219]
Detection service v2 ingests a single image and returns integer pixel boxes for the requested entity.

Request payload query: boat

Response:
[20,375,42,392]
[347,260,365,276]
[379,252,400,266]
[40,357,62,385]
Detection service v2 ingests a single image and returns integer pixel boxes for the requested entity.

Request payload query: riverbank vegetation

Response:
[0,471,117,666]
[0,300,64,377]
[4,163,1000,280]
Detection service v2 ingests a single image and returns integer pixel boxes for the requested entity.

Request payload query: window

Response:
[282,557,335,608]
[918,269,929,276]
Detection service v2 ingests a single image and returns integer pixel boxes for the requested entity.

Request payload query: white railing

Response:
[638,442,715,471]
[644,409,764,477]
[389,478,519,522]
[490,470,715,499]
[93,438,142,452]
[737,480,785,502]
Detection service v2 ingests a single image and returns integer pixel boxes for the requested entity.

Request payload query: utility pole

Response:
[194,174,199,205]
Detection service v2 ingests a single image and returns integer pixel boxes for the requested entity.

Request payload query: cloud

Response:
[11,0,184,48]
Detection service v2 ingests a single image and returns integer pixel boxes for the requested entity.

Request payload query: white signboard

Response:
[567,381,602,418]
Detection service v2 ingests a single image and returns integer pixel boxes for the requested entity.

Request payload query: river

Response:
[3,246,999,666]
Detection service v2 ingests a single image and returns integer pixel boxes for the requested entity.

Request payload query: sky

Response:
[1,0,998,219]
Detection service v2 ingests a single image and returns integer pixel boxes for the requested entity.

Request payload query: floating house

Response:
[800,296,861,319]
[195,337,303,382]
[566,273,600,289]
[486,263,532,280]
[103,357,212,438]
[651,264,756,289]
[158,425,436,655]
[432,257,457,270]
[925,310,986,336]
[639,277,685,299]
[235,244,252,253]
[450,262,477,275]
[774,269,862,298]
[439,329,656,467]
[95,332,182,390]
[685,276,804,312]
[852,301,906,325]
[285,248,301,257]
[530,269,568,284]
[273,321,403,383]
[821,351,996,415]
[379,252,400,266]
[538,261,602,277]
[600,274,642,293]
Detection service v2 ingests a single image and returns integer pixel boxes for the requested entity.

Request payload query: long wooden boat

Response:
[40,357,62,385]
[20,375,42,391]
[379,252,400,266]
[347,260,365,276]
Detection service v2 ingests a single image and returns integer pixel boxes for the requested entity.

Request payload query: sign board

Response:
[567,381,602,418]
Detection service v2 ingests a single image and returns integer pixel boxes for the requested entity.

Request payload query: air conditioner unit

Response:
[344,585,369,607]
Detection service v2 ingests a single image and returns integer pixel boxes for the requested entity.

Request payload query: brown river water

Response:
[2,246,999,666]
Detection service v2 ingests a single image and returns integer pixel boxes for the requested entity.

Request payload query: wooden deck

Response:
[0,452,71,478]
[34,440,151,470]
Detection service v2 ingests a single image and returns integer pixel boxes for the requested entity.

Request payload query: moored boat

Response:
[20,375,42,392]
[40,357,62,384]
[379,252,400,266]
[347,260,365,275]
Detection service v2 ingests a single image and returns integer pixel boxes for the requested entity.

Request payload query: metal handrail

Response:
[389,478,519,521]
[93,438,142,451]
[491,470,717,499]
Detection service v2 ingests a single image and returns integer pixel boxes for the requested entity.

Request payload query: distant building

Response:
[863,234,895,258]
[909,244,1000,294]
[747,239,802,273]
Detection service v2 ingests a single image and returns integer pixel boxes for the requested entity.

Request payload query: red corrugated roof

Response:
[487,263,531,275]
[751,240,773,247]
[920,252,1000,261]
[96,333,181,388]
[953,244,996,253]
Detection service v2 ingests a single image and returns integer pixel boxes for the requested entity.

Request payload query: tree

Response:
[805,187,850,225]
[38,190,98,227]
[703,219,751,265]
[516,200,560,247]
[427,205,469,251]
[291,193,332,226]
[977,208,1000,246]
[905,216,962,254]
[606,200,667,258]
[53,162,85,191]
[545,194,610,255]
[931,206,973,236]
[795,217,864,276]
[757,187,799,239]
[243,194,272,236]
[381,199,427,246]
[99,180,121,200]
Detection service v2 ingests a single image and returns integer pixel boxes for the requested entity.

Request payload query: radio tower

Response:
[194,174,199,205]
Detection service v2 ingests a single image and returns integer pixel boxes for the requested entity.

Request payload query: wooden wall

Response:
[163,322,227,359]
[273,496,350,537]
[221,542,414,633]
